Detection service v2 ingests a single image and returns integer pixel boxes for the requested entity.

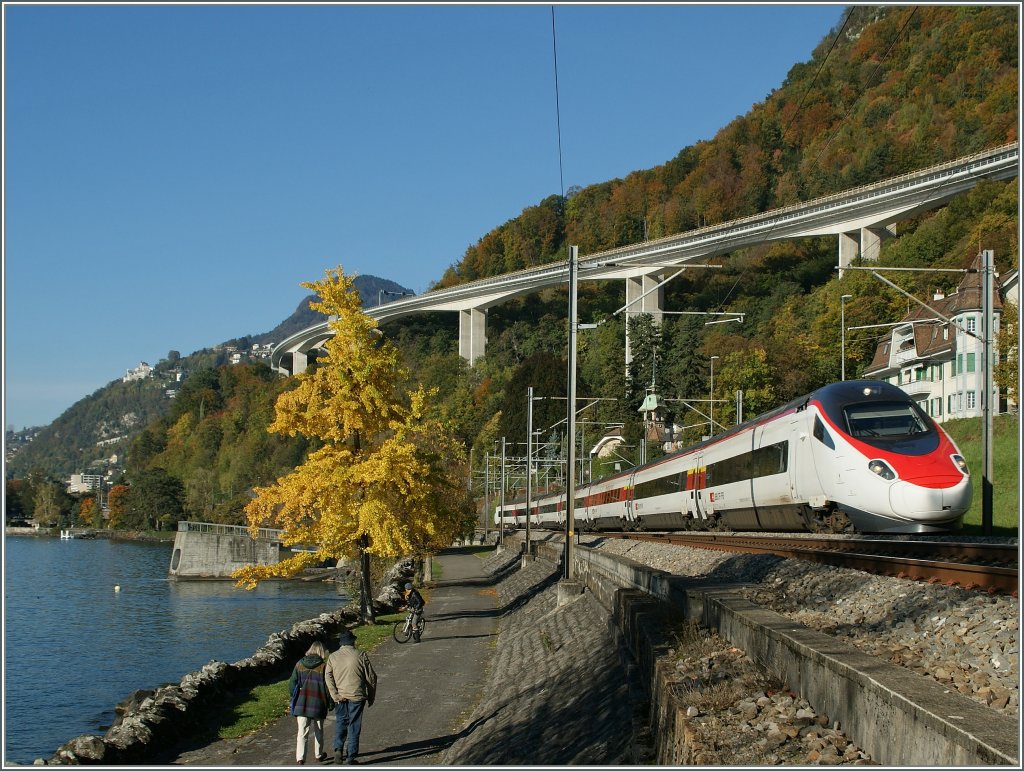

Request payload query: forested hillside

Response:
[438,6,1016,285]
[403,4,1019,461]
[8,5,1018,529]
[121,363,314,528]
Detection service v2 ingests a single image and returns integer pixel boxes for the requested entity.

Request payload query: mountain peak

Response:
[251,275,415,346]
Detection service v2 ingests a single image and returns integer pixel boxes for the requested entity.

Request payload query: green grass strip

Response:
[213,616,406,740]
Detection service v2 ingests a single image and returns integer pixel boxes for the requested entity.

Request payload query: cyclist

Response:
[402,582,425,642]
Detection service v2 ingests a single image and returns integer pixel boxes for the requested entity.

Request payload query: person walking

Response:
[403,582,425,642]
[288,640,332,765]
[325,627,377,765]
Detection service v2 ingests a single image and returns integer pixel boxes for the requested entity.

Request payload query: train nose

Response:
[889,476,972,519]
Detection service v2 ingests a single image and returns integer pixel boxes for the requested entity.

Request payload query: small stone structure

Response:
[168,521,286,579]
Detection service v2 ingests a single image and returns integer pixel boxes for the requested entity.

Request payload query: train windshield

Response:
[843,401,933,445]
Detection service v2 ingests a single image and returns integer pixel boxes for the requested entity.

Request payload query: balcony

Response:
[899,378,934,399]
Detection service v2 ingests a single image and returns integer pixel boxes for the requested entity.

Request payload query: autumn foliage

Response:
[235,268,476,590]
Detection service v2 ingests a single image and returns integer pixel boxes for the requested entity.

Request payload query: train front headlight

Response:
[867,459,896,480]
[951,454,970,475]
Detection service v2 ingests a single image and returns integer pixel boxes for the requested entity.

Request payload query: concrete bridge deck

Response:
[273,142,1018,375]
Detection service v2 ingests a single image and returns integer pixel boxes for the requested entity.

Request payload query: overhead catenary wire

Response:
[713,7,918,314]
[551,6,566,202]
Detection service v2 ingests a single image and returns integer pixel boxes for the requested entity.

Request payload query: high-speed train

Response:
[494,380,972,534]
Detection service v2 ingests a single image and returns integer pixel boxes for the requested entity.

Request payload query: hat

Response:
[404,582,413,590]
[338,628,355,645]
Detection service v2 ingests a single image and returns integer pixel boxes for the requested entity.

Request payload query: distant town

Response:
[4,341,277,482]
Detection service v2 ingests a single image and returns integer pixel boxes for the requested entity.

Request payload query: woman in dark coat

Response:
[288,640,332,764]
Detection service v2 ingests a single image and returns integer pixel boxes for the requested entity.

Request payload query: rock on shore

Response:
[35,557,419,765]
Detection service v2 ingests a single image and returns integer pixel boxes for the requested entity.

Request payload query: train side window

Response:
[813,416,835,449]
[635,473,683,498]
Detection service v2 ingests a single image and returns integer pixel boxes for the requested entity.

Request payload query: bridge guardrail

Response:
[176,520,283,541]
[273,142,1019,371]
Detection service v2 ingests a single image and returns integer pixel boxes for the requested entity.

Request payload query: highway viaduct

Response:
[272,142,1018,376]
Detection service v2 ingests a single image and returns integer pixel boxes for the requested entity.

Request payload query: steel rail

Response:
[606,532,1019,595]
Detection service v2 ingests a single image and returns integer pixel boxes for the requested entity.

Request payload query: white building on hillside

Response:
[67,473,104,494]
[123,361,154,382]
[863,254,1013,423]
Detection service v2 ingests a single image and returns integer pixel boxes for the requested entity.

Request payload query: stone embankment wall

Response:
[37,558,417,766]
[520,535,1018,767]
[5,527,45,536]
[46,612,351,765]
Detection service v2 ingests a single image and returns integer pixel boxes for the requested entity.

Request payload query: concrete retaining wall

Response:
[522,536,1019,767]
[168,528,282,579]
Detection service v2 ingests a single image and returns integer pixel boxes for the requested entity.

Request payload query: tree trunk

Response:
[353,430,375,625]
[358,533,375,625]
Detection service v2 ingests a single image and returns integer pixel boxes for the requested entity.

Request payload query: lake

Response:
[3,535,348,764]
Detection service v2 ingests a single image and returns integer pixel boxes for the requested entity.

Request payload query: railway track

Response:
[602,531,1019,596]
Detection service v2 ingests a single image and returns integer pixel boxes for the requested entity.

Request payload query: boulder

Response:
[114,688,155,717]
[50,734,110,765]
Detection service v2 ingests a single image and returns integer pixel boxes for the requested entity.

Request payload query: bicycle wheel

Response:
[393,619,413,643]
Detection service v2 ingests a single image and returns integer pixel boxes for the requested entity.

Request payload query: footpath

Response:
[169,547,500,766]
[168,542,643,766]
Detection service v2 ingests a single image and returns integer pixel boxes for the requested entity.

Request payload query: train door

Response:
[788,418,814,503]
[581,483,598,532]
[750,421,798,530]
[624,472,636,527]
[690,453,709,525]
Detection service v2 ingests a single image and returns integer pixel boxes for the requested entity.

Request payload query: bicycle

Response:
[392,609,425,643]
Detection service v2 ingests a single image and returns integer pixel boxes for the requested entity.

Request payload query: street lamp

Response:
[499,437,506,547]
[709,356,719,434]
[525,386,535,560]
[841,294,853,380]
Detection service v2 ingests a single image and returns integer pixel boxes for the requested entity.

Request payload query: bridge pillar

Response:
[291,349,308,376]
[625,273,665,366]
[839,226,896,275]
[860,227,883,261]
[838,231,860,275]
[459,307,487,364]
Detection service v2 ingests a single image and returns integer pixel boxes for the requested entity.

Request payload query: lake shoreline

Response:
[3,537,359,764]
[5,526,176,543]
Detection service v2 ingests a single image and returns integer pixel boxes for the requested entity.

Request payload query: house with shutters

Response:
[862,254,1013,423]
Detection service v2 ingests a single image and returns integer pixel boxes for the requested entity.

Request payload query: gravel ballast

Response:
[585,535,1019,764]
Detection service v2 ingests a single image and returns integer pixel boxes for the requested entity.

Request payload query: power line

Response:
[813,7,919,164]
[715,7,918,314]
[780,7,854,144]
[550,6,566,201]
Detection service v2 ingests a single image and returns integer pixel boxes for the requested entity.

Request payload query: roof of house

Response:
[864,254,1002,375]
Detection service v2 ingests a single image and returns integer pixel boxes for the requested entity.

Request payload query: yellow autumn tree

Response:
[234,268,476,622]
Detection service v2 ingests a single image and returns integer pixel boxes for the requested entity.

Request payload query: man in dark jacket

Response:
[325,628,377,765]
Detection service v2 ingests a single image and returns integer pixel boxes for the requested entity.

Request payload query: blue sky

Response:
[3,3,844,430]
